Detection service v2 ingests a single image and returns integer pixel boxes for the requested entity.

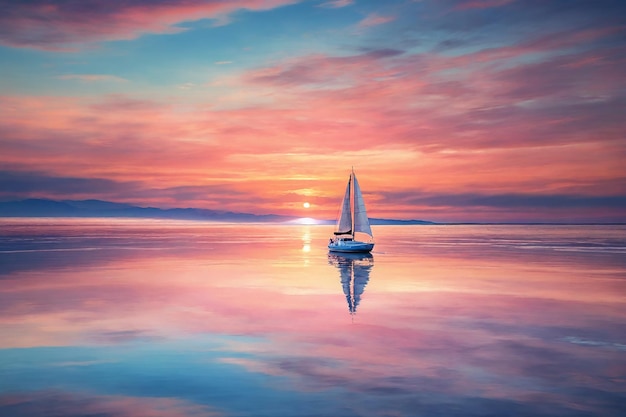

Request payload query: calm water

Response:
[1,219,625,417]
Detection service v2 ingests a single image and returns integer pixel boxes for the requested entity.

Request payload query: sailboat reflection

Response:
[328,252,374,316]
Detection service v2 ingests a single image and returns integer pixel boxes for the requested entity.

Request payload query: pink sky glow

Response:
[0,0,624,222]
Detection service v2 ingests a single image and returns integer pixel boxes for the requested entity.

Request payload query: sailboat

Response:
[328,169,374,253]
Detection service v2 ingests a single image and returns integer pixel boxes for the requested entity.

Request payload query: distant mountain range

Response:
[0,199,436,225]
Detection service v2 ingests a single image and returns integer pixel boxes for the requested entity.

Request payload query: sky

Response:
[0,0,625,223]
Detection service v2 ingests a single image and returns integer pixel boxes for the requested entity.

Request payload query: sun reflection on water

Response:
[302,228,311,253]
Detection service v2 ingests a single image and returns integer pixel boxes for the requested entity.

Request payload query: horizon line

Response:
[0,198,624,225]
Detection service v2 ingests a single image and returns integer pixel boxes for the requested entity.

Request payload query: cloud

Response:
[89,329,163,344]
[0,0,302,50]
[0,391,222,417]
[453,0,515,10]
[357,13,396,27]
[319,0,354,8]
[429,0,626,44]
[0,170,140,198]
[178,82,197,90]
[380,190,626,211]
[56,74,129,83]
[244,49,404,87]
[0,170,269,212]
[370,178,626,222]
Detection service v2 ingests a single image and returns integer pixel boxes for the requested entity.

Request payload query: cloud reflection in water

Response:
[0,220,624,416]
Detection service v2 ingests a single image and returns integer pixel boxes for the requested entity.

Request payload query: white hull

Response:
[328,240,374,253]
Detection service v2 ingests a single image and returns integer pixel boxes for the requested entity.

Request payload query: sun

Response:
[303,202,310,208]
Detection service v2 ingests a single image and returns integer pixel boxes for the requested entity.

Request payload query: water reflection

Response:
[301,229,311,253]
[1,221,625,417]
[328,252,374,316]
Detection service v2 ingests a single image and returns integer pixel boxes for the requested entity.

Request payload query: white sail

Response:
[335,178,352,234]
[352,173,373,237]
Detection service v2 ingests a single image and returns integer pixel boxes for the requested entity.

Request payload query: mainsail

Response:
[352,174,373,237]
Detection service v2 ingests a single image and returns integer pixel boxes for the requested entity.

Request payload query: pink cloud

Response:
[243,49,403,88]
[0,0,301,50]
[319,0,354,8]
[454,0,515,10]
[357,13,396,28]
[0,391,222,417]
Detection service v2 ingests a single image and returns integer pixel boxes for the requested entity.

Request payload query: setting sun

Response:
[303,202,310,209]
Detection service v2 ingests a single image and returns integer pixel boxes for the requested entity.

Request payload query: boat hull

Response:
[328,241,374,253]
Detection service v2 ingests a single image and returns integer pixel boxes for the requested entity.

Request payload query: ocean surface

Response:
[1,219,625,417]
